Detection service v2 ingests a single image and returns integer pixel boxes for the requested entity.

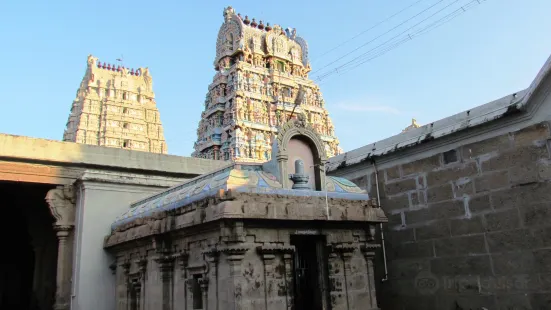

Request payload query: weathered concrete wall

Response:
[71,172,194,310]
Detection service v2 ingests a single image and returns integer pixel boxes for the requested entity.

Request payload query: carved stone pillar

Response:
[154,252,175,310]
[276,153,289,188]
[118,260,131,310]
[129,279,142,310]
[257,246,276,310]
[198,277,209,310]
[326,247,342,309]
[257,245,295,310]
[136,257,148,310]
[176,251,189,310]
[328,244,356,310]
[282,250,295,310]
[340,245,356,310]
[204,248,220,310]
[45,185,76,310]
[361,244,380,309]
[53,226,72,310]
[221,246,248,310]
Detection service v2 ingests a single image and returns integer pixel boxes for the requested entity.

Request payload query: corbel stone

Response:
[203,246,220,279]
[122,260,131,276]
[109,261,117,275]
[135,256,148,279]
[45,185,76,228]
[360,243,380,259]
[176,250,190,278]
[154,251,174,280]
[220,245,249,264]
[330,243,357,260]
[367,224,378,241]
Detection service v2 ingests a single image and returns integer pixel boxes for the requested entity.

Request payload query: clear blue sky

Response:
[0,0,549,157]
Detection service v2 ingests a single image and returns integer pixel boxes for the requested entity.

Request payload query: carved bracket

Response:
[360,243,380,259]
[328,243,357,259]
[202,246,221,263]
[219,245,250,262]
[198,277,210,292]
[136,256,148,275]
[121,260,131,276]
[45,185,76,228]
[154,251,174,280]
[175,250,189,271]
[109,261,117,275]
[256,244,295,261]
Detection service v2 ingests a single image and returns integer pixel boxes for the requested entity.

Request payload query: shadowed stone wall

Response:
[330,122,551,309]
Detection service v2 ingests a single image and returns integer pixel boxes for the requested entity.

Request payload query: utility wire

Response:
[319,0,485,81]
[314,0,485,82]
[310,0,448,75]
[314,0,463,79]
[311,0,426,62]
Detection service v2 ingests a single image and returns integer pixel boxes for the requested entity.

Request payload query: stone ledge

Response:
[104,193,387,248]
[0,133,226,176]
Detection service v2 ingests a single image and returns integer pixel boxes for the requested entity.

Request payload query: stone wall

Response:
[332,122,551,309]
[109,224,379,310]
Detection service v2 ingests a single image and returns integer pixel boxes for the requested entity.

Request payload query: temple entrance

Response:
[291,235,330,310]
[0,181,58,310]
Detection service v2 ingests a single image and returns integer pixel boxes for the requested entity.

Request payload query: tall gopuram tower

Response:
[63,55,168,154]
[191,6,342,162]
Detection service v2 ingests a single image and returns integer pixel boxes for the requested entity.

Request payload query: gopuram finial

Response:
[223,6,234,22]
[401,118,421,133]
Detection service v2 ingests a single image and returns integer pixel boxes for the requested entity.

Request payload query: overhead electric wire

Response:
[312,0,425,62]
[320,0,485,80]
[314,0,463,79]
[309,0,448,76]
[314,0,486,83]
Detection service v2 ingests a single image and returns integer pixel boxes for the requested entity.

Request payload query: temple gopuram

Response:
[63,55,168,154]
[192,6,342,162]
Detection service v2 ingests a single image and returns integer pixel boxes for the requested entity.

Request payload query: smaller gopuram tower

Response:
[63,55,168,154]
[191,6,342,162]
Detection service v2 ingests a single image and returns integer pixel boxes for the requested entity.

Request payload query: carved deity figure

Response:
[225,32,234,51]
[87,55,97,68]
[142,68,153,92]
[243,42,253,65]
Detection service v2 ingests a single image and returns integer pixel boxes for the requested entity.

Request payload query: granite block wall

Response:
[343,122,551,309]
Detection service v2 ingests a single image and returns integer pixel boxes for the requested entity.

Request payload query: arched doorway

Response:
[0,181,58,310]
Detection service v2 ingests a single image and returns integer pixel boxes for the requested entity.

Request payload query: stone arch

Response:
[276,115,328,190]
[214,12,244,68]
[294,36,309,66]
